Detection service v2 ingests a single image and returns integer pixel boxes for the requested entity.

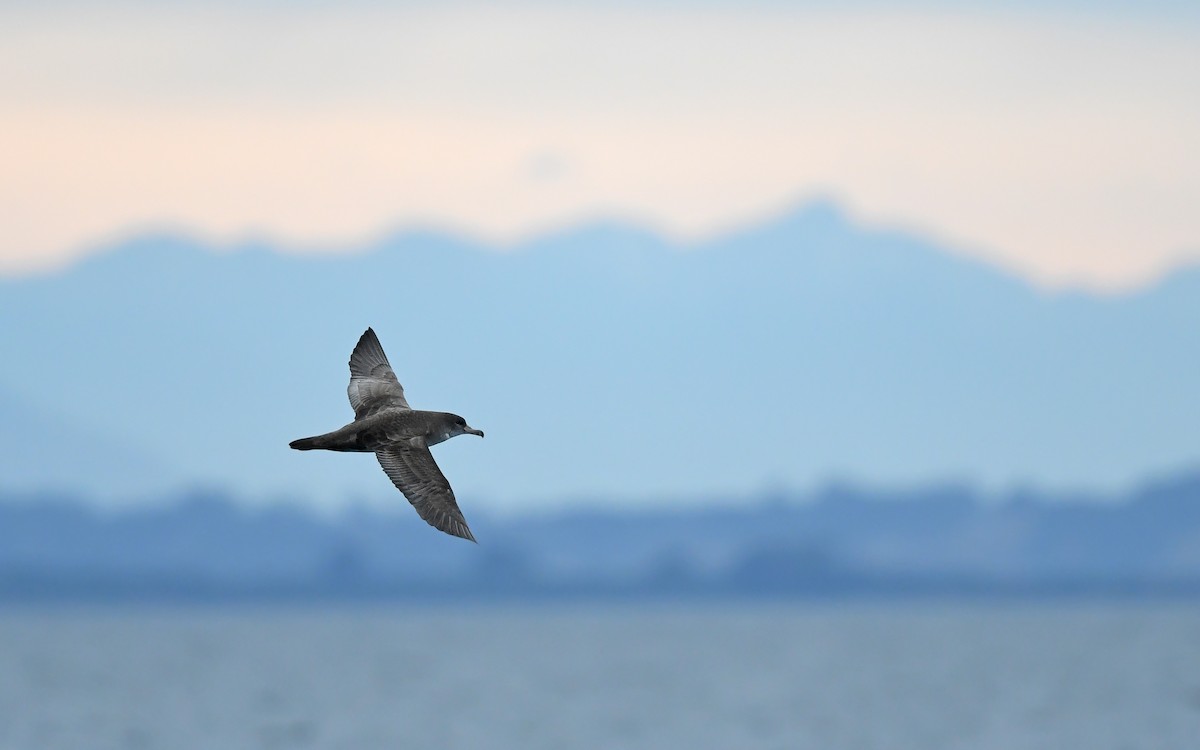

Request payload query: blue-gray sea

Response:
[1,604,1198,749]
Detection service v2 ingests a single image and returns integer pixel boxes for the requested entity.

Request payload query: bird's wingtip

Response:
[451,519,477,543]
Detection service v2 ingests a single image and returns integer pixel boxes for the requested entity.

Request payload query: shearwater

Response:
[290,328,484,541]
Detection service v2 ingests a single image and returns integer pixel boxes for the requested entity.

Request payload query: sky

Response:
[2,1,1198,288]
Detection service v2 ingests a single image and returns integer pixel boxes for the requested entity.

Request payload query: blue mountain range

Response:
[1,200,1197,507]
[3,472,1200,602]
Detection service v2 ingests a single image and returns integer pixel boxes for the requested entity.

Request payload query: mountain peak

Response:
[1,206,1197,506]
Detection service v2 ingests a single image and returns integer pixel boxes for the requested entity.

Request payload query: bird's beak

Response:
[466,426,485,438]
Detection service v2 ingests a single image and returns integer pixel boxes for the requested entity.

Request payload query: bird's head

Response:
[448,413,484,439]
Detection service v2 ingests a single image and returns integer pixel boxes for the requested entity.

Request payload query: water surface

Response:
[1,604,1197,749]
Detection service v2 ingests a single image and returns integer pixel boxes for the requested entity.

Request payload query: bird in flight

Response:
[290,328,484,541]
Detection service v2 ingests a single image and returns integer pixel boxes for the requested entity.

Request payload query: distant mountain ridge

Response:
[0,200,1197,506]
[3,469,1200,601]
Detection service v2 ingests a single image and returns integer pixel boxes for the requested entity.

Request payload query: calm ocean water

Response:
[0,604,1197,749]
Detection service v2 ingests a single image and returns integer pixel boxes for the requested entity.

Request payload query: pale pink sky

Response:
[2,4,1198,288]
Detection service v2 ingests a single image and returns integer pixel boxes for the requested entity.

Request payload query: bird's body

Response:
[290,328,483,542]
[290,408,471,452]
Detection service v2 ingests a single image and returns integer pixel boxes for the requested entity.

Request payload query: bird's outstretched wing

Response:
[376,442,476,542]
[347,328,411,418]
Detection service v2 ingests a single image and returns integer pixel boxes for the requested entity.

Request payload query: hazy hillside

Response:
[3,469,1200,601]
[1,200,1197,505]
[0,386,172,496]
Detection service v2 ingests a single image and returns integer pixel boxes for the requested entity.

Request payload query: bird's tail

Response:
[289,435,324,450]
[289,426,367,452]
